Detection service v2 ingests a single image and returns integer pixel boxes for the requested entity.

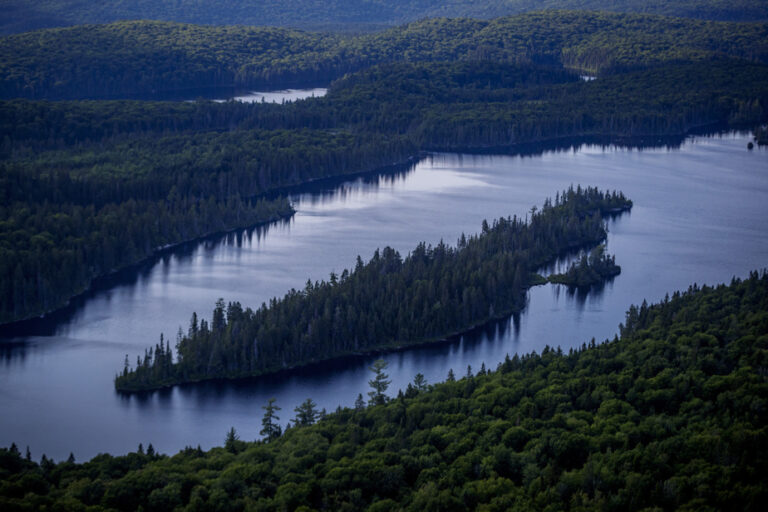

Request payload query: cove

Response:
[0,132,765,461]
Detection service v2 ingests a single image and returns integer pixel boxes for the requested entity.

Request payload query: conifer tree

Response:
[367,359,391,406]
[260,398,282,441]
[293,398,318,426]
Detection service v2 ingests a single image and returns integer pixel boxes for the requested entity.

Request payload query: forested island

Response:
[1,10,766,325]
[548,244,621,288]
[1,3,767,508]
[2,57,765,324]
[4,271,767,510]
[114,187,631,392]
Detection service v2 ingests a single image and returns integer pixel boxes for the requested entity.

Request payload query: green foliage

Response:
[548,244,620,288]
[368,359,391,406]
[2,0,766,35]
[261,399,283,442]
[0,192,293,324]
[4,271,768,510]
[3,59,765,154]
[224,428,246,454]
[0,128,414,324]
[0,14,766,328]
[115,187,632,391]
[1,12,766,99]
[294,399,319,427]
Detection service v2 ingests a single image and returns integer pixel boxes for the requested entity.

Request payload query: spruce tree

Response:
[293,398,318,426]
[260,398,282,441]
[367,359,391,406]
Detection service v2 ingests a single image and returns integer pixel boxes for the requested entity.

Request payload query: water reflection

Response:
[213,88,328,104]
[0,218,291,340]
[1,132,765,461]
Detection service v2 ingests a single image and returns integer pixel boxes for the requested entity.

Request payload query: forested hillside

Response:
[1,11,766,326]
[2,0,766,34]
[2,11,766,99]
[4,60,766,153]
[0,128,413,324]
[2,56,766,325]
[326,59,768,147]
[115,187,631,391]
[3,271,767,510]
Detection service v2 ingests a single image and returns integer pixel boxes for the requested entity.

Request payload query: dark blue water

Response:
[1,133,766,461]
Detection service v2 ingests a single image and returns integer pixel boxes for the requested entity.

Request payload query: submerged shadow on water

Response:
[554,276,615,310]
[425,133,694,160]
[0,219,290,342]
[116,276,615,409]
[0,132,705,382]
[0,158,426,344]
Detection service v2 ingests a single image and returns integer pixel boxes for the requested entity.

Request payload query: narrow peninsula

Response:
[115,187,631,392]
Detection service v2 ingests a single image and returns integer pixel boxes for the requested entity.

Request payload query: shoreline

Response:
[0,154,422,332]
[3,124,716,332]
[0,209,295,332]
[115,205,630,394]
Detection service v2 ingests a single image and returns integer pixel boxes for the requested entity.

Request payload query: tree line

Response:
[114,187,632,391]
[3,59,765,155]
[0,128,415,324]
[547,244,620,288]
[1,11,766,99]
[2,270,766,510]
[4,0,766,35]
[1,56,765,324]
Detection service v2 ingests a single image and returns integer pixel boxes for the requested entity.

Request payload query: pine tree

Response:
[367,359,391,406]
[260,398,282,441]
[413,373,428,392]
[294,398,318,426]
[225,427,240,453]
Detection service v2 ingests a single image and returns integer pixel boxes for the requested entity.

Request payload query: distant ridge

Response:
[2,12,766,100]
[2,0,767,35]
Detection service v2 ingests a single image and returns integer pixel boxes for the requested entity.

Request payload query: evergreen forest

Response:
[2,0,766,35]
[3,271,766,510]
[0,4,767,510]
[114,187,631,391]
[2,49,766,323]
[547,244,621,288]
[2,12,766,100]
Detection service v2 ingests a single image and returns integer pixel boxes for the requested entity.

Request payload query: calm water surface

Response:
[213,88,327,103]
[1,133,766,460]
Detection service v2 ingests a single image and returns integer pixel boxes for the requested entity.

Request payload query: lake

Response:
[212,88,327,103]
[0,132,766,461]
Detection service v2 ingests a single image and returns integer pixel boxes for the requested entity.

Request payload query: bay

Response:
[0,132,765,460]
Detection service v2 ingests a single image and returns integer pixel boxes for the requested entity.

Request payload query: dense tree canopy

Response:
[0,126,416,324]
[1,12,765,327]
[2,0,766,35]
[115,187,632,391]
[1,11,766,99]
[3,271,767,510]
[2,56,766,325]
[548,244,621,288]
